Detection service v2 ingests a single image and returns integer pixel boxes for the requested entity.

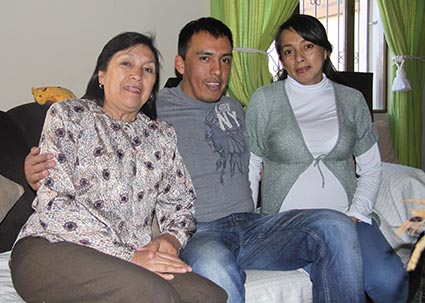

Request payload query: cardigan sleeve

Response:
[352,93,378,156]
[246,88,267,158]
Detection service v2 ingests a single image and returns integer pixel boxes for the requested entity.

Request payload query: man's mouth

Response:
[205,81,222,91]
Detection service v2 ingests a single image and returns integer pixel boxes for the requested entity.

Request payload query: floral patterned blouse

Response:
[16,99,196,261]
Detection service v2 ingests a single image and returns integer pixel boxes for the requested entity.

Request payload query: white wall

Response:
[0,0,209,111]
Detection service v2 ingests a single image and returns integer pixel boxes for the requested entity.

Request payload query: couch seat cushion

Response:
[245,269,312,303]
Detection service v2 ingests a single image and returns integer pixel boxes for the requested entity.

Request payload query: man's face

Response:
[175,32,232,103]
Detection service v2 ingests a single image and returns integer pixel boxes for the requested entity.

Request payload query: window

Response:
[268,0,387,111]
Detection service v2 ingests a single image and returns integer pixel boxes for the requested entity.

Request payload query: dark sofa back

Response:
[0,102,50,252]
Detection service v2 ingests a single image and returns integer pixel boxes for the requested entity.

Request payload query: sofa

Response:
[1,101,425,302]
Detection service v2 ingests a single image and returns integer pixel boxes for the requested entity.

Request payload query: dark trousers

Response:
[10,237,227,303]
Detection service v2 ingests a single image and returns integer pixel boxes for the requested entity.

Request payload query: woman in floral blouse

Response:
[10,32,226,303]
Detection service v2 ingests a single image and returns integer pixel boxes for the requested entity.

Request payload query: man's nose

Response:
[210,59,223,76]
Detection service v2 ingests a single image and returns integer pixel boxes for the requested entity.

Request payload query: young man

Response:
[25,17,366,303]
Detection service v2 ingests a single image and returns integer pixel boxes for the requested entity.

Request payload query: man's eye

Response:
[120,61,131,66]
[222,57,232,64]
[200,56,209,62]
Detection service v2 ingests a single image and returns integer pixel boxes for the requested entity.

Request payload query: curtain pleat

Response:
[211,0,298,107]
[377,0,425,167]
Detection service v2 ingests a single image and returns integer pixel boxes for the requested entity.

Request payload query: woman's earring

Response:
[99,83,104,89]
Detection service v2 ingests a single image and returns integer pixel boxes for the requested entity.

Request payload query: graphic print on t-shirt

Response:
[204,103,246,184]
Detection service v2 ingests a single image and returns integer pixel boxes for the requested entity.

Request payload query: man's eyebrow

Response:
[195,50,233,57]
[195,50,212,56]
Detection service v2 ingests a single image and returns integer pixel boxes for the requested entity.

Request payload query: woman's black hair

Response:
[82,32,161,120]
[274,14,347,84]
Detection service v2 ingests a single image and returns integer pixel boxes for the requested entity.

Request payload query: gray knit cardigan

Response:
[246,80,377,215]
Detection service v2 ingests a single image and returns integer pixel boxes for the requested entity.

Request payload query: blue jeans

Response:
[357,220,408,303]
[180,209,365,303]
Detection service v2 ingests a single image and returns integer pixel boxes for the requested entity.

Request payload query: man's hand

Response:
[131,239,191,280]
[25,147,55,191]
[151,233,182,257]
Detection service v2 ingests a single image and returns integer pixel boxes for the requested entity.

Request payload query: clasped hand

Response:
[130,234,192,280]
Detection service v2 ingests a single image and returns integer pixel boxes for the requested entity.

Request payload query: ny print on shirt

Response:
[204,103,246,184]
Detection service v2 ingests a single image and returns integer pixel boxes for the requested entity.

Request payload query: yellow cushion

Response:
[32,86,76,105]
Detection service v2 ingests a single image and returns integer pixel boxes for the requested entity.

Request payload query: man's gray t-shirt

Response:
[157,86,254,222]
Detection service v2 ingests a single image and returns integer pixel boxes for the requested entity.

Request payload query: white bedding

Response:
[374,162,425,265]
[0,251,24,302]
[1,162,424,303]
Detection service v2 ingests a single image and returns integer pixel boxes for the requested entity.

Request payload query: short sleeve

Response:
[352,94,378,157]
[246,89,266,158]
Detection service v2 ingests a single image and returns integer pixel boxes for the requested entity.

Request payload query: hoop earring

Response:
[99,83,104,89]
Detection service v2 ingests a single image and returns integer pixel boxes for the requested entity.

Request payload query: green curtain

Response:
[377,0,425,168]
[211,0,298,107]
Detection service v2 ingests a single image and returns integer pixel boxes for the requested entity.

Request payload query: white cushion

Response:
[374,162,425,265]
[372,120,399,164]
[0,251,25,302]
[246,269,312,303]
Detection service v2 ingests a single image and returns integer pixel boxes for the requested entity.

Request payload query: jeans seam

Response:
[299,228,331,303]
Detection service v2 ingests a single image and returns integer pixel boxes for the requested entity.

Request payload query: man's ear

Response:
[175,55,185,76]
